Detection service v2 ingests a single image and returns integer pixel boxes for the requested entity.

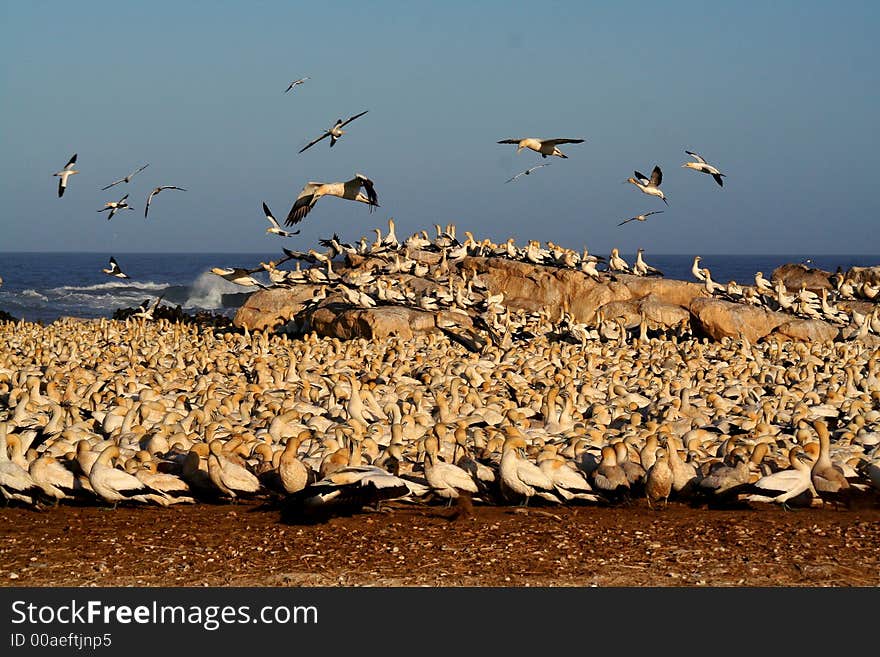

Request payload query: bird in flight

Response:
[284,77,310,93]
[625,166,667,205]
[285,173,378,226]
[505,163,552,184]
[98,193,134,221]
[53,153,79,197]
[496,137,585,159]
[145,185,187,219]
[102,256,130,279]
[101,163,149,191]
[618,210,664,226]
[682,150,726,187]
[262,202,300,237]
[210,266,269,289]
[298,110,369,153]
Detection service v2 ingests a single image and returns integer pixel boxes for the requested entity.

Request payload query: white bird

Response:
[754,271,774,294]
[88,445,170,507]
[101,163,149,191]
[144,185,187,219]
[682,150,726,187]
[53,153,79,198]
[207,439,261,500]
[98,193,134,220]
[210,266,268,289]
[102,256,129,279]
[285,173,378,225]
[261,202,300,237]
[633,248,663,277]
[744,446,817,509]
[497,137,585,159]
[132,295,165,320]
[691,255,706,282]
[608,248,630,273]
[423,433,480,504]
[499,429,558,505]
[505,163,552,183]
[625,165,667,205]
[618,210,663,226]
[298,110,368,153]
[284,76,310,93]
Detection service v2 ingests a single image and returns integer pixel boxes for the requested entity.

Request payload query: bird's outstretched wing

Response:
[262,202,282,230]
[618,217,637,226]
[645,210,664,218]
[650,165,663,186]
[545,138,585,145]
[298,131,331,153]
[285,182,323,225]
[65,153,77,169]
[633,170,650,185]
[284,77,309,93]
[497,138,522,144]
[357,174,379,212]
[338,110,368,128]
[685,150,706,164]
[102,178,124,191]
[145,189,158,218]
[712,173,724,187]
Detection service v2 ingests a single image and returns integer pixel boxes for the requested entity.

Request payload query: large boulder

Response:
[690,297,788,342]
[771,263,833,292]
[772,319,839,343]
[233,286,316,331]
[309,305,435,340]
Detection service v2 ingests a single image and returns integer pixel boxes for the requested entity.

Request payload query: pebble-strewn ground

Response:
[2,499,879,587]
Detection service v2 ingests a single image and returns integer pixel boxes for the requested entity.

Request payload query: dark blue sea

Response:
[0,252,877,324]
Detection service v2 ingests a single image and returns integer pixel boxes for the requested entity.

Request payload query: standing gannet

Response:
[88,445,169,507]
[618,210,663,226]
[499,428,558,505]
[423,433,479,505]
[144,185,187,219]
[633,248,663,277]
[285,173,378,225]
[682,150,726,187]
[284,76,310,93]
[496,137,585,159]
[505,162,552,183]
[53,153,79,198]
[261,202,300,237]
[744,446,817,509]
[101,163,149,191]
[625,165,667,205]
[691,256,706,281]
[102,256,130,279]
[207,439,262,500]
[298,110,368,153]
[644,448,673,509]
[608,248,630,273]
[97,193,134,220]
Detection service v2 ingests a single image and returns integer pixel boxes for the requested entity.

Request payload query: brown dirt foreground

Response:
[2,496,879,588]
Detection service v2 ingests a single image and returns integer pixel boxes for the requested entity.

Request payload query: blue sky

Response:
[1,1,878,255]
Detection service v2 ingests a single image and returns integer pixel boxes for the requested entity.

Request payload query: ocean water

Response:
[0,252,877,324]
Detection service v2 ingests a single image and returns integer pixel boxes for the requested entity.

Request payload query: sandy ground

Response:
[2,493,879,587]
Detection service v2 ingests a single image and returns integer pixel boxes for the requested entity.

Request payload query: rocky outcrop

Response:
[233,286,316,332]
[773,319,840,343]
[772,263,832,292]
[233,250,865,344]
[690,297,789,342]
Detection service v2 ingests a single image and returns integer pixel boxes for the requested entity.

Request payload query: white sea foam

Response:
[48,280,167,294]
[184,271,243,310]
[20,289,49,303]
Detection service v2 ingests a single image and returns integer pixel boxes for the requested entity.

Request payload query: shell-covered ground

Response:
[2,497,879,587]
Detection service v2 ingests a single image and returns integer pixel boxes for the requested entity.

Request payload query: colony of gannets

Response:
[2,226,879,516]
